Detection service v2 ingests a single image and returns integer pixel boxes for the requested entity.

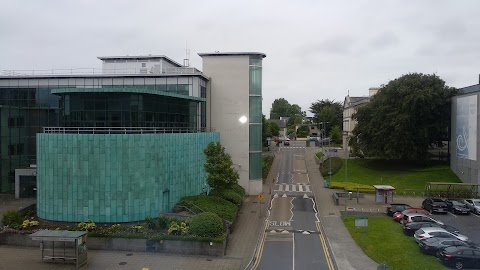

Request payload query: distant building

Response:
[342,87,379,152]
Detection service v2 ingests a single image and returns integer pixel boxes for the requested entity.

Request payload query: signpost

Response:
[355,217,368,248]
[258,194,264,217]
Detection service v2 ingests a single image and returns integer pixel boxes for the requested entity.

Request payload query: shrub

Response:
[76,219,96,231]
[316,152,324,159]
[320,157,343,177]
[189,212,224,238]
[230,183,246,198]
[329,181,376,193]
[21,219,39,229]
[262,155,275,182]
[145,216,157,230]
[2,210,24,229]
[167,221,188,236]
[209,188,242,206]
[177,195,238,222]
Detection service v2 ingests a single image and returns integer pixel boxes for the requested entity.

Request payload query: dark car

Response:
[437,246,480,269]
[445,199,471,215]
[403,222,460,236]
[386,203,411,217]
[283,139,290,146]
[419,238,475,255]
[422,198,448,214]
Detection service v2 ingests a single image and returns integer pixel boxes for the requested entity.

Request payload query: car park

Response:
[445,199,471,215]
[403,222,460,236]
[422,198,448,214]
[414,227,468,243]
[393,208,430,222]
[463,199,480,214]
[436,246,480,269]
[419,238,476,255]
[401,213,443,225]
[386,203,411,217]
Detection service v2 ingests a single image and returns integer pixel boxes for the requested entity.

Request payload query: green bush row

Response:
[262,155,275,182]
[329,181,376,193]
[315,152,324,159]
[176,195,238,222]
[209,188,242,206]
[2,210,24,229]
[189,212,224,238]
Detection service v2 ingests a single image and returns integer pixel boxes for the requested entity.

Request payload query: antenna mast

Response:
[183,41,190,67]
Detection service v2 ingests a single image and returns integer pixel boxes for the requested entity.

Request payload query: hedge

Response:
[209,188,242,206]
[230,183,246,198]
[262,155,275,182]
[315,152,324,159]
[189,212,224,238]
[176,195,238,222]
[329,181,376,193]
[320,157,343,177]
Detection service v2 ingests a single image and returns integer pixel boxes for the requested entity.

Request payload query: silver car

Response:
[463,199,480,214]
[414,227,469,243]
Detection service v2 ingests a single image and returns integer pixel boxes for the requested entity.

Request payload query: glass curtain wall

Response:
[0,87,60,193]
[249,56,263,180]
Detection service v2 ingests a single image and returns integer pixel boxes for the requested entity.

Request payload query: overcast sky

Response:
[1,0,480,117]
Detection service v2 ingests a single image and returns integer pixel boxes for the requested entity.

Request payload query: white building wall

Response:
[201,56,253,193]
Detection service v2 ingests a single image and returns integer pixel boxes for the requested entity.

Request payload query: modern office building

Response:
[451,81,480,184]
[0,52,266,222]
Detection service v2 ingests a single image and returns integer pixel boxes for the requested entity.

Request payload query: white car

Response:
[414,227,469,243]
[463,199,480,214]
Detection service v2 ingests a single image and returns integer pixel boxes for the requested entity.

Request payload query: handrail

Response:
[42,127,214,134]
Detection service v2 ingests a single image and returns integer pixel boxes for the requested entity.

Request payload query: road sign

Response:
[257,193,264,201]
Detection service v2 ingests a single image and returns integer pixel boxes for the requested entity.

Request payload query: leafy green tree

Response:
[350,73,458,161]
[204,142,239,191]
[269,98,303,119]
[267,121,280,137]
[296,125,310,137]
[262,114,268,146]
[309,99,343,135]
[329,125,342,144]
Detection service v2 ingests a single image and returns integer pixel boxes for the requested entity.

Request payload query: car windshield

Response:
[473,201,480,206]
[451,201,464,206]
[432,199,444,202]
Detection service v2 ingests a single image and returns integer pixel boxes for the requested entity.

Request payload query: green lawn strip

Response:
[342,216,446,270]
[328,159,460,193]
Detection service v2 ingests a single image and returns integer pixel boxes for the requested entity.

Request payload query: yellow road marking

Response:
[316,222,335,270]
[142,268,149,270]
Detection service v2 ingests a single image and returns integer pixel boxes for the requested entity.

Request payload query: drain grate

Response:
[251,210,257,213]
[206,258,213,261]
[329,213,335,215]
[119,262,127,265]
[126,253,133,256]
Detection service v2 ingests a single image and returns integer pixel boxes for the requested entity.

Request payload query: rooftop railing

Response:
[0,67,202,77]
[43,127,214,134]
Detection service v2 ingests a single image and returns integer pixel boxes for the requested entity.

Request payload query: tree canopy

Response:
[204,142,239,190]
[350,73,458,161]
[269,98,303,119]
[309,99,343,136]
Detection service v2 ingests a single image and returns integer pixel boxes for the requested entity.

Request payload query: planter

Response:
[0,232,227,256]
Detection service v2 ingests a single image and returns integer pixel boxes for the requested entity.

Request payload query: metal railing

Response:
[0,67,202,77]
[43,127,214,134]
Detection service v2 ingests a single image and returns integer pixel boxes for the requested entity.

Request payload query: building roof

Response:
[459,84,480,95]
[344,96,370,108]
[97,55,183,67]
[198,52,266,58]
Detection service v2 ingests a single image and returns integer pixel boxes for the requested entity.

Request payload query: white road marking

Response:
[448,212,457,218]
[292,232,296,270]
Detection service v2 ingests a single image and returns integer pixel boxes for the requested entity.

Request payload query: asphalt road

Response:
[429,211,480,244]
[256,141,333,270]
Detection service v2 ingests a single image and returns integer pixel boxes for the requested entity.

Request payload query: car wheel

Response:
[455,261,463,269]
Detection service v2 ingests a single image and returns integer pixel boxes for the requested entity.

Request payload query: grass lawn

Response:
[328,159,461,193]
[342,216,447,270]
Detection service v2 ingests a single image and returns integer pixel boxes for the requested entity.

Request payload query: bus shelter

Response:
[29,230,87,269]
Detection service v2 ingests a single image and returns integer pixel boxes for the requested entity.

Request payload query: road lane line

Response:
[292,232,295,270]
[448,212,457,218]
[316,222,335,270]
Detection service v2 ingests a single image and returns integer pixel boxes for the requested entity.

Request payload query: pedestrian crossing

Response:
[274,183,312,193]
[281,146,306,149]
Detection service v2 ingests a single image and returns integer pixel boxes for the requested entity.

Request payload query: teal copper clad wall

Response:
[36,132,219,223]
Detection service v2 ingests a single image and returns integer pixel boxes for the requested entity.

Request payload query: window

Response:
[17,144,24,155]
[8,118,15,127]
[8,145,15,155]
[17,117,24,127]
[142,63,146,67]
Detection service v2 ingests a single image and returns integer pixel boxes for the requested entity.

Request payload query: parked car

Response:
[386,203,411,217]
[403,222,460,236]
[445,199,471,215]
[414,227,468,243]
[436,246,480,269]
[401,213,443,225]
[463,199,480,214]
[419,237,476,255]
[422,198,448,214]
[393,208,430,222]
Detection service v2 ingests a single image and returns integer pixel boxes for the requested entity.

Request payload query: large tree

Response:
[350,73,458,161]
[309,99,343,137]
[269,98,303,119]
[204,142,239,191]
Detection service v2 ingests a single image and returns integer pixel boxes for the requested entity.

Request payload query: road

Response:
[255,140,334,270]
